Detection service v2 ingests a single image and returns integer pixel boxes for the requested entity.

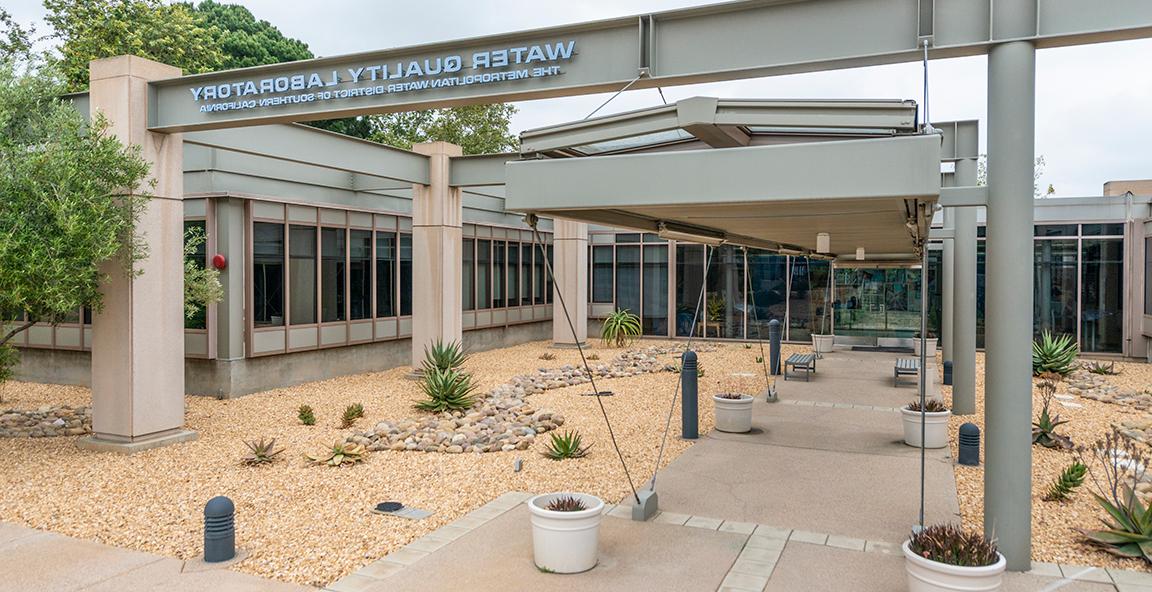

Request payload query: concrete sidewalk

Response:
[0,522,313,592]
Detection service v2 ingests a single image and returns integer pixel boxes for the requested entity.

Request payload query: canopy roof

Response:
[506,97,941,263]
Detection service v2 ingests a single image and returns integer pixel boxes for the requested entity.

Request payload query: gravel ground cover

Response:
[0,339,792,587]
[947,354,1152,571]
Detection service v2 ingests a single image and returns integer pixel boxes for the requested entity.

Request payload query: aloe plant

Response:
[422,340,468,374]
[241,437,284,465]
[415,367,477,413]
[340,403,364,428]
[1079,429,1152,563]
[600,308,641,348]
[907,524,999,567]
[306,441,367,467]
[1032,330,1079,377]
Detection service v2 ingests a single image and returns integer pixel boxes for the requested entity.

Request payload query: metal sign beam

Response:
[148,0,1152,132]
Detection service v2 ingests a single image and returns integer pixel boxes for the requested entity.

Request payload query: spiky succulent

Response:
[545,495,588,512]
[1033,330,1079,377]
[906,399,949,413]
[715,393,749,400]
[1032,380,1072,449]
[306,441,367,467]
[543,430,592,460]
[907,524,999,567]
[1043,461,1087,502]
[539,352,556,361]
[241,437,284,465]
[601,309,641,348]
[1085,361,1120,376]
[422,340,468,374]
[341,403,364,428]
[415,368,477,413]
[297,404,316,426]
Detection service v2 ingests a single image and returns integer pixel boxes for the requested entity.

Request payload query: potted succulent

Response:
[810,279,834,356]
[714,392,754,433]
[528,492,604,573]
[903,524,1005,592]
[913,331,938,357]
[901,399,950,448]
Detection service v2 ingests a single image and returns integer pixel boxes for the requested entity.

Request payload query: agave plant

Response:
[341,403,365,428]
[1033,330,1079,377]
[1085,361,1120,376]
[422,340,468,374]
[906,399,949,413]
[415,367,477,413]
[1032,380,1072,449]
[600,309,641,348]
[241,437,284,465]
[543,430,592,460]
[306,441,367,467]
[1079,429,1152,563]
[545,495,588,512]
[907,524,999,567]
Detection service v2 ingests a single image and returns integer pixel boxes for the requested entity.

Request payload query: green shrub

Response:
[0,344,18,403]
[297,404,315,426]
[1043,461,1087,502]
[1033,330,1079,377]
[241,437,284,465]
[600,309,641,348]
[341,403,364,428]
[543,430,592,460]
[907,524,999,567]
[422,340,468,374]
[1032,380,1072,449]
[415,368,477,413]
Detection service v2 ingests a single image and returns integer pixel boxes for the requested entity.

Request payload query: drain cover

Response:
[373,502,432,520]
[375,502,403,512]
[581,390,614,397]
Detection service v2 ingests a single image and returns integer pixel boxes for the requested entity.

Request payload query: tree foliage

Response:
[0,58,151,349]
[184,1,312,70]
[44,0,224,93]
[365,104,520,155]
[0,9,34,60]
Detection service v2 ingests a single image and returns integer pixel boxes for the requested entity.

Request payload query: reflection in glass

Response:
[321,227,346,323]
[349,229,372,320]
[462,238,475,311]
[289,225,316,325]
[184,220,208,330]
[1081,239,1123,352]
[747,250,786,340]
[591,246,613,303]
[615,245,641,316]
[376,232,395,317]
[253,222,284,327]
[705,246,745,339]
[789,258,831,340]
[508,242,519,307]
[399,233,412,316]
[675,244,705,337]
[521,243,533,306]
[833,268,922,337]
[642,245,668,335]
[1033,239,1077,338]
[477,239,491,310]
[493,241,506,308]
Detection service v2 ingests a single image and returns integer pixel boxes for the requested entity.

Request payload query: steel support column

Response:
[952,203,978,415]
[942,208,955,363]
[985,8,1036,569]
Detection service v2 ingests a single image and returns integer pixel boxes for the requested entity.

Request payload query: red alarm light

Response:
[211,254,227,270]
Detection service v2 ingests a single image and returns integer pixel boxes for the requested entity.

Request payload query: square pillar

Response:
[941,208,955,363]
[552,219,588,347]
[410,142,463,368]
[80,56,195,453]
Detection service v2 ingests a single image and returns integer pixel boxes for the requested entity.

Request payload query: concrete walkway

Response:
[0,522,313,592]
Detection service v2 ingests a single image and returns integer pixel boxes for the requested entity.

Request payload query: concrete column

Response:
[952,161,979,416]
[81,56,195,452]
[552,219,588,347]
[410,142,463,368]
[214,197,246,362]
[942,208,955,363]
[985,5,1037,569]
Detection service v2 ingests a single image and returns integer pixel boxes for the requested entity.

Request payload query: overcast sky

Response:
[8,0,1151,196]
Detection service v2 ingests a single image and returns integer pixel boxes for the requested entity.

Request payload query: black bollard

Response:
[958,423,980,466]
[204,496,236,563]
[768,319,782,376]
[681,350,698,440]
[943,361,954,386]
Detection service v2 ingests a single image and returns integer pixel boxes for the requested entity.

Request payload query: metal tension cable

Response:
[525,214,641,505]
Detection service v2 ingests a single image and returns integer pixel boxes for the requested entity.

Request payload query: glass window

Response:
[616,233,641,243]
[184,220,208,330]
[1081,239,1123,352]
[1146,237,1152,316]
[321,227,346,323]
[533,241,545,305]
[833,268,923,338]
[789,257,832,340]
[289,225,316,325]
[1083,223,1124,236]
[615,245,641,316]
[477,239,491,310]
[1033,239,1077,338]
[642,244,669,335]
[462,238,475,311]
[591,246,614,303]
[376,232,395,318]
[546,244,554,304]
[927,249,943,337]
[706,245,745,339]
[253,222,284,327]
[977,241,986,349]
[977,226,986,238]
[399,233,413,316]
[493,241,506,308]
[508,242,519,308]
[675,244,705,337]
[521,243,533,306]
[1035,224,1078,237]
[350,229,372,320]
[747,250,786,340]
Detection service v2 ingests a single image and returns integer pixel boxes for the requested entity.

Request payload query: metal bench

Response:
[894,358,919,387]
[784,353,817,382]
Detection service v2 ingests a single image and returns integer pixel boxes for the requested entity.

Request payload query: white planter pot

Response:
[714,394,754,433]
[903,540,1006,592]
[528,492,604,574]
[811,334,835,355]
[913,338,938,357]
[901,407,951,448]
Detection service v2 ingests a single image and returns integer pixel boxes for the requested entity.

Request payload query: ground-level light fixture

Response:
[656,221,726,246]
[816,232,830,254]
